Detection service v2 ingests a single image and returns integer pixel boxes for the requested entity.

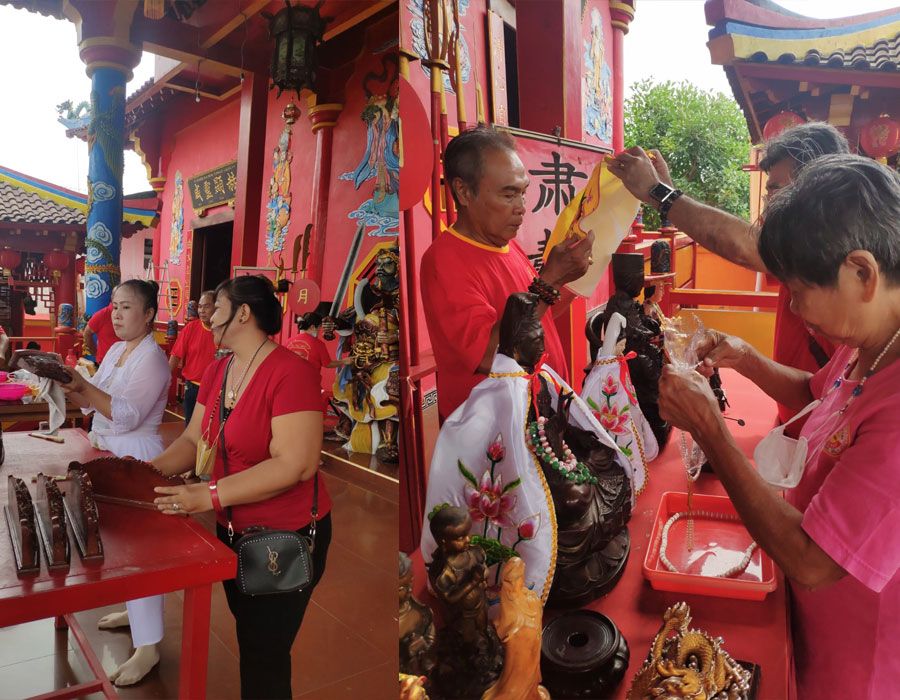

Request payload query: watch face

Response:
[649,182,675,203]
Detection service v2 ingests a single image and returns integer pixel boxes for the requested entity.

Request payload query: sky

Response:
[0,1,896,195]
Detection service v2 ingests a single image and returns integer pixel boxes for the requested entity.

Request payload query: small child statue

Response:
[400,552,436,677]
[427,505,503,699]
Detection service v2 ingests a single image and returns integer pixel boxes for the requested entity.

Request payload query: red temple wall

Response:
[401,0,619,378]
[145,12,398,392]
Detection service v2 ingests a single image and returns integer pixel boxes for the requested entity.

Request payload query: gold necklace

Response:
[227,340,268,405]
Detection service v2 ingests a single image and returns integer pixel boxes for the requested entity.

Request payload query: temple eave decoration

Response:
[705,0,900,143]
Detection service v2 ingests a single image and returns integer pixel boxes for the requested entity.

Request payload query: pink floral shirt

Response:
[787,346,900,698]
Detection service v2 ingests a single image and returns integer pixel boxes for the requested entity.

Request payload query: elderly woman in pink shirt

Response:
[658,155,900,699]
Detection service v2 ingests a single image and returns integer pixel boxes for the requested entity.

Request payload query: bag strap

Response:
[220,356,319,546]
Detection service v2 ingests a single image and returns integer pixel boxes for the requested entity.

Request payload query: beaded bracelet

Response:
[528,277,561,306]
[659,510,758,578]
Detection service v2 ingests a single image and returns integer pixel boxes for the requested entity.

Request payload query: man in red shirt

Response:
[607,122,848,422]
[169,291,217,424]
[421,127,594,421]
[83,303,119,364]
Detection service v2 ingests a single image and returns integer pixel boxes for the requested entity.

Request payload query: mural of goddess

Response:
[583,7,613,144]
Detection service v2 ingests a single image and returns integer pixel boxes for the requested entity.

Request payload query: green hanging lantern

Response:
[264,1,330,98]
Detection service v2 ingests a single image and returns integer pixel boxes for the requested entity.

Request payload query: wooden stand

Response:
[34,473,70,571]
[62,470,103,561]
[5,475,40,575]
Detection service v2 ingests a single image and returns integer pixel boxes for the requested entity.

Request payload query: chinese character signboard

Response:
[509,131,607,273]
[188,161,238,215]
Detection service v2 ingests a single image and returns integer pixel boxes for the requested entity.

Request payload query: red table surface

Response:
[411,369,793,699]
[0,429,236,626]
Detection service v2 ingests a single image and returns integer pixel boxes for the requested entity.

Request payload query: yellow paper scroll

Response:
[542,161,640,298]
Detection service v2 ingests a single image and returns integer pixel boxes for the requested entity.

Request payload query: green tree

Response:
[624,79,751,230]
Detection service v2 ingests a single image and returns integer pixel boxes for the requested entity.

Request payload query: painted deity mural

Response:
[340,53,400,238]
[169,171,185,265]
[407,0,471,94]
[265,103,298,255]
[583,6,613,145]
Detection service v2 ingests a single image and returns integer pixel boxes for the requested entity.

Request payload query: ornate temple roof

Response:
[0,166,158,232]
[707,1,900,71]
[705,0,900,142]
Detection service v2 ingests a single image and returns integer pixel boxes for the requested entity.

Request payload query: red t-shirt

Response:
[421,228,568,419]
[196,345,331,531]
[171,319,217,383]
[88,304,119,363]
[286,332,331,372]
[773,285,835,422]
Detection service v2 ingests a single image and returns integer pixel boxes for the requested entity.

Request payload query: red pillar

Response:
[610,1,636,153]
[306,101,343,286]
[232,72,269,270]
[57,251,77,307]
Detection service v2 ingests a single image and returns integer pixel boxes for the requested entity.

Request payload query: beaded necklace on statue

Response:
[527,417,598,485]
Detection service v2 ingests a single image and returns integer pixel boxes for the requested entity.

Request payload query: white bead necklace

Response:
[658,510,758,578]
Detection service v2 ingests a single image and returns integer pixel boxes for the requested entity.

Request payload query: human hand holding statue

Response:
[694,329,751,376]
[605,146,673,202]
[658,365,722,437]
[541,229,595,288]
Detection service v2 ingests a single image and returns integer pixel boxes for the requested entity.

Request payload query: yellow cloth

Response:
[542,161,640,298]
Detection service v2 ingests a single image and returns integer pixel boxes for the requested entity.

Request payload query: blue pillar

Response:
[85,67,127,316]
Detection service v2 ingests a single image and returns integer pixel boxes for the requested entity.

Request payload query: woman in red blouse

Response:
[152,275,331,699]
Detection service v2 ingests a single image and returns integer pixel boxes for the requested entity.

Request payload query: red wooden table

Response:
[412,369,793,698]
[0,429,236,699]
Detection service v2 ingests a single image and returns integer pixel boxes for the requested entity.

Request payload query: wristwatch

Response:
[648,182,683,219]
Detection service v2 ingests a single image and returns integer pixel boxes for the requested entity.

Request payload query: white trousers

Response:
[125,595,164,647]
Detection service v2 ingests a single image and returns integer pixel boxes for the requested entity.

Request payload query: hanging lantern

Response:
[44,250,70,281]
[859,115,900,160]
[263,0,329,98]
[0,247,21,273]
[762,111,806,141]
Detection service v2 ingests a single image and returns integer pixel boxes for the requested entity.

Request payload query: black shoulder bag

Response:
[219,365,318,596]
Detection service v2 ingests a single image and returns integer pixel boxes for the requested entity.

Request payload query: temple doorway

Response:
[190,221,233,297]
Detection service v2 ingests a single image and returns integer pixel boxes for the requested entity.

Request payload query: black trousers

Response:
[217,514,332,700]
[183,381,200,425]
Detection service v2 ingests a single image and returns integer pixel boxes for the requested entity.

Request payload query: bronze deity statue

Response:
[427,505,504,699]
[588,253,671,449]
[503,293,633,607]
[324,241,400,463]
[400,552,436,677]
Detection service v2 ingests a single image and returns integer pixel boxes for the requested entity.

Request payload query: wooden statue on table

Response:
[400,551,436,677]
[34,473,69,570]
[482,557,550,700]
[588,253,671,449]
[507,293,632,607]
[324,241,400,463]
[427,505,503,699]
[5,474,39,574]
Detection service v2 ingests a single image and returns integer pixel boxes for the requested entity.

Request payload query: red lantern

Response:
[0,247,21,272]
[44,250,70,273]
[763,111,806,141]
[859,116,900,160]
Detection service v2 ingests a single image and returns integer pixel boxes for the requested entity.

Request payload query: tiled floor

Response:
[0,457,398,699]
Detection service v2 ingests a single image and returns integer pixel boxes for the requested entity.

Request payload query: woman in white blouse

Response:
[60,279,171,686]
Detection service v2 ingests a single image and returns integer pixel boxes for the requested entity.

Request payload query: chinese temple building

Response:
[706,0,900,215]
[0,164,156,353]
